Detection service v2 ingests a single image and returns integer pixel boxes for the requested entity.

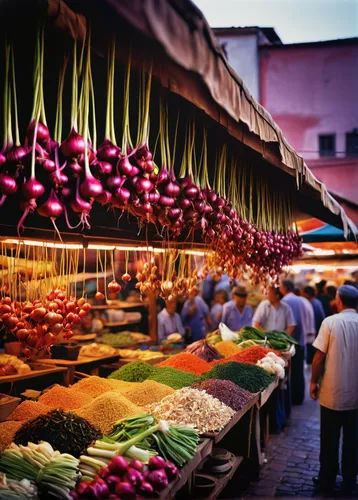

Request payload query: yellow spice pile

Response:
[0,421,23,452]
[38,385,93,411]
[76,391,142,433]
[72,376,120,398]
[215,341,241,358]
[123,380,175,406]
[7,400,49,422]
[106,379,141,393]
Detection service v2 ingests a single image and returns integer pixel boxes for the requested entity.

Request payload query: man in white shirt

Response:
[253,286,296,333]
[311,285,358,496]
[157,298,184,343]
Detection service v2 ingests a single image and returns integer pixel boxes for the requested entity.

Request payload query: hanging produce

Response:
[0,27,302,287]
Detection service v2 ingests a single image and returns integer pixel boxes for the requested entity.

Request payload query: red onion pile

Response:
[72,455,178,499]
[0,289,91,357]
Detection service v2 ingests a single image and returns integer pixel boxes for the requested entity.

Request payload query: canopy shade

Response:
[0,0,356,238]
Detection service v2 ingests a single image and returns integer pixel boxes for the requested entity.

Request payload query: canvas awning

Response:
[1,0,356,236]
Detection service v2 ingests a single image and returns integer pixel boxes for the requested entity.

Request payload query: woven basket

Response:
[0,394,21,421]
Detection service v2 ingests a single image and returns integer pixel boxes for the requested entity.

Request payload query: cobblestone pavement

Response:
[240,368,347,499]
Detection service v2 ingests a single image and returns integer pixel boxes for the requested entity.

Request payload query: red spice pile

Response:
[211,346,281,366]
[158,352,211,375]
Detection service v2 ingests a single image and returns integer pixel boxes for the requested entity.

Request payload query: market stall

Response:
[0,0,356,497]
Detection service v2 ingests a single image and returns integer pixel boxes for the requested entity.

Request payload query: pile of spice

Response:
[7,400,50,422]
[107,379,141,392]
[0,421,22,452]
[215,341,241,358]
[14,409,101,458]
[123,380,175,406]
[108,360,155,382]
[212,346,281,366]
[201,362,274,393]
[192,379,254,411]
[147,387,235,434]
[158,353,211,375]
[38,385,94,410]
[147,366,200,390]
[73,376,119,397]
[76,391,142,433]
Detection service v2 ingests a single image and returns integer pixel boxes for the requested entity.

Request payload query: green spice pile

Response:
[108,360,155,382]
[14,409,101,458]
[192,379,254,411]
[201,361,274,393]
[147,366,200,390]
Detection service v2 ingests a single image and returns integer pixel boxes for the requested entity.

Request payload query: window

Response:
[346,130,358,156]
[319,134,336,157]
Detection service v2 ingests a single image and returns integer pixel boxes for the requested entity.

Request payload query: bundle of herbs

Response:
[14,409,101,458]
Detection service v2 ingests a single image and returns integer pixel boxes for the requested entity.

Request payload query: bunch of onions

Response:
[0,289,91,357]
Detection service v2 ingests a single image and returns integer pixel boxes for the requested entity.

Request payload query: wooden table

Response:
[39,355,120,386]
[204,394,259,444]
[257,377,279,408]
[0,363,67,385]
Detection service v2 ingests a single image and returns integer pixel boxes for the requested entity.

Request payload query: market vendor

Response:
[157,297,185,343]
[252,286,295,333]
[181,287,211,342]
[221,286,253,331]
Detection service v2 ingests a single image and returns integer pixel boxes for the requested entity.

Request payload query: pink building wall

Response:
[260,42,358,215]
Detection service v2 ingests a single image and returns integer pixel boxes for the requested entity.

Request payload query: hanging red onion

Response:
[37,190,63,218]
[97,139,121,162]
[27,121,50,144]
[96,190,112,205]
[6,145,30,164]
[22,178,45,200]
[117,156,134,177]
[0,174,17,195]
[61,128,86,157]
[148,190,160,204]
[159,195,175,207]
[42,158,56,173]
[135,176,154,193]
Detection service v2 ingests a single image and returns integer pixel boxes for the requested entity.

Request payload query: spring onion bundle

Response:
[93,414,199,468]
[0,441,79,499]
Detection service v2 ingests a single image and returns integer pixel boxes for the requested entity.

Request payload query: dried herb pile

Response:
[108,360,155,382]
[192,379,254,411]
[14,409,101,457]
[147,366,200,390]
[158,352,211,375]
[201,361,274,393]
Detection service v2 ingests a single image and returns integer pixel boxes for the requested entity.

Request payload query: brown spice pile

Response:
[0,421,22,451]
[72,376,119,398]
[123,380,175,406]
[38,385,93,411]
[76,391,142,433]
[7,400,50,422]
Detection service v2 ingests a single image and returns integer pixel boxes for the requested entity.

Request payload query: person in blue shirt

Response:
[181,287,211,342]
[221,286,253,331]
[157,297,185,344]
[303,286,326,364]
[210,290,227,330]
[280,279,306,405]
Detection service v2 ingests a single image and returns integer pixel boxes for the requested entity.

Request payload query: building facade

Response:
[213,29,358,223]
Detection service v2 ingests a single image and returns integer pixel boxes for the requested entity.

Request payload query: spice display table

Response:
[258,378,279,408]
[0,363,68,396]
[204,394,259,444]
[39,355,120,386]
